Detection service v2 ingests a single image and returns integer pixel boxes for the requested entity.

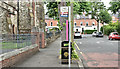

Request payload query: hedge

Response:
[84,30,97,34]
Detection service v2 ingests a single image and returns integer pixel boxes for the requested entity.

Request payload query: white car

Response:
[74,32,82,38]
[92,31,97,37]
[92,31,103,37]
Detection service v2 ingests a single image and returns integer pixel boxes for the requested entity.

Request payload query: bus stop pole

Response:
[69,6,71,68]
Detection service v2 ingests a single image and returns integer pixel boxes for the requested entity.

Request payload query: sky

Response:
[102,0,111,9]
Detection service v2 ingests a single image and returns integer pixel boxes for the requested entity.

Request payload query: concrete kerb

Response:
[74,42,84,69]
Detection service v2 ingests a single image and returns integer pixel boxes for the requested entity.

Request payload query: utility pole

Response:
[70,3,74,42]
[60,1,67,41]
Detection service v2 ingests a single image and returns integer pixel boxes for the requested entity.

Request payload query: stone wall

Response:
[19,2,31,30]
[0,1,45,34]
[0,3,10,34]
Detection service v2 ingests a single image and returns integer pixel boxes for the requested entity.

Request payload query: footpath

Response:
[15,37,80,68]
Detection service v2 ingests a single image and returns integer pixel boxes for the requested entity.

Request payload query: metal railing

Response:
[1,34,37,54]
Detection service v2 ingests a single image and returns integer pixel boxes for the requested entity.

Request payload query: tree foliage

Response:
[46,2,59,19]
[72,2,91,15]
[46,2,91,19]
[89,2,106,22]
[109,2,120,14]
[103,21,120,35]
[99,10,112,24]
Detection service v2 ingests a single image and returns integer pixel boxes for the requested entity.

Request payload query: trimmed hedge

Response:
[84,30,97,34]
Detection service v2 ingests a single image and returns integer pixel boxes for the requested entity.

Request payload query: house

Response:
[45,19,59,28]
[112,14,120,23]
[74,19,98,32]
[45,19,104,33]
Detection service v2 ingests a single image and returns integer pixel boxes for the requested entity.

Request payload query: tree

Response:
[89,2,106,32]
[109,2,120,15]
[72,2,91,15]
[46,2,91,19]
[46,2,59,19]
[108,2,120,34]
[99,10,112,34]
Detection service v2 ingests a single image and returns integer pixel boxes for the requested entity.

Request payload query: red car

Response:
[108,32,120,40]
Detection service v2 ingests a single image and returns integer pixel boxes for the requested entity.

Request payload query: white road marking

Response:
[79,42,82,44]
[109,41,118,43]
[96,41,100,44]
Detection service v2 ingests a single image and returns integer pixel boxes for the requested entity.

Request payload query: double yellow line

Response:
[74,41,83,55]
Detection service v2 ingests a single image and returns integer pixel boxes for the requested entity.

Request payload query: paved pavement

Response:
[15,37,79,67]
[74,34,119,68]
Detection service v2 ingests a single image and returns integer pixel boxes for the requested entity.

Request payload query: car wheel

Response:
[110,38,113,40]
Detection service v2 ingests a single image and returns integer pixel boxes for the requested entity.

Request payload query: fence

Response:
[1,34,37,54]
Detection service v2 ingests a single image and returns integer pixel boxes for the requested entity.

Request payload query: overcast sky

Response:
[102,0,111,9]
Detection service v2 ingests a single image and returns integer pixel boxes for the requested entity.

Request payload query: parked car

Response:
[108,32,120,40]
[96,32,103,37]
[74,31,82,38]
[92,31,103,37]
[92,31,97,37]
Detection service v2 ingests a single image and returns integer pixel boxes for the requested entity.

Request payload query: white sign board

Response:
[60,6,68,17]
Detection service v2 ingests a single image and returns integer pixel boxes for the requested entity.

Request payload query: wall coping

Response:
[0,44,38,61]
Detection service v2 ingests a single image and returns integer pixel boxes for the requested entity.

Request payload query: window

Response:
[81,22,83,26]
[86,22,88,26]
[45,23,47,26]
[74,22,76,26]
[57,22,59,26]
[51,22,53,26]
[92,22,95,26]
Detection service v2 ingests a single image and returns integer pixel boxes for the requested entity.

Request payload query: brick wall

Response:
[0,44,39,68]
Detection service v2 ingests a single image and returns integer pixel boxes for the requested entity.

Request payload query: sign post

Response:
[68,6,71,68]
[60,6,72,67]
[60,6,68,17]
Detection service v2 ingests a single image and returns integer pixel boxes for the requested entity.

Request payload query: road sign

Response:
[60,6,68,17]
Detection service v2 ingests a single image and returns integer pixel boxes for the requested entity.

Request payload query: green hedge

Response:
[84,30,97,34]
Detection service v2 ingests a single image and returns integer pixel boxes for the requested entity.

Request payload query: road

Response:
[74,34,119,68]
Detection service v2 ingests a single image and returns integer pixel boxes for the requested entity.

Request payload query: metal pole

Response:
[17,0,19,48]
[17,0,19,34]
[69,6,71,68]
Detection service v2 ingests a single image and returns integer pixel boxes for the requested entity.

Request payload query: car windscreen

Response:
[75,32,80,33]
[99,32,102,34]
[113,33,119,35]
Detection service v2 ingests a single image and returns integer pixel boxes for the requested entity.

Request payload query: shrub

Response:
[103,21,120,35]
[84,30,97,34]
[100,26,103,33]
[104,25,115,35]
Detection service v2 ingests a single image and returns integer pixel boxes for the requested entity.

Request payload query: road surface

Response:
[74,34,119,68]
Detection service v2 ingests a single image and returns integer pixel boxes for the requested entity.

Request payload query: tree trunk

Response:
[103,22,104,35]
[97,20,99,32]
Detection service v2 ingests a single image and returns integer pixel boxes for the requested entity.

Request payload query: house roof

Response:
[111,14,120,19]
